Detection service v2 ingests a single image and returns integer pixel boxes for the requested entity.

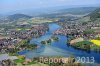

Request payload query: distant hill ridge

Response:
[7,14,32,22]
[39,7,98,17]
[89,8,100,20]
[58,7,97,14]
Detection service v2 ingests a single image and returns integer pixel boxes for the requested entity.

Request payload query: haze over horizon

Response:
[0,0,100,14]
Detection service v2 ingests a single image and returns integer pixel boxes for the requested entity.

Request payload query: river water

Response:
[18,23,100,64]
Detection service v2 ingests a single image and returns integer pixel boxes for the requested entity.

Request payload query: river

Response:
[18,23,100,65]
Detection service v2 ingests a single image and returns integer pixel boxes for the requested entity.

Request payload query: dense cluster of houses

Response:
[0,37,20,54]
[0,54,18,66]
[0,24,48,54]
[10,24,48,39]
[54,22,100,39]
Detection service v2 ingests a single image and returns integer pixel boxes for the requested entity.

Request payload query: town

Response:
[0,2,100,66]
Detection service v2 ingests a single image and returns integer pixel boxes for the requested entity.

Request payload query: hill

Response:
[89,8,100,21]
[7,14,32,22]
[39,7,98,18]
[58,7,97,15]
